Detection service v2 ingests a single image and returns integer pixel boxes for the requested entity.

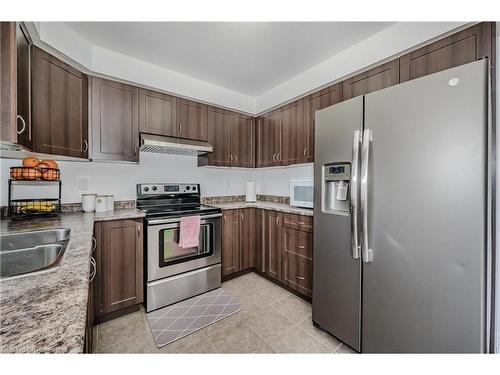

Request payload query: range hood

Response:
[140,134,213,155]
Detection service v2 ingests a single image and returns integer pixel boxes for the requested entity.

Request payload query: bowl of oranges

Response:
[10,157,60,181]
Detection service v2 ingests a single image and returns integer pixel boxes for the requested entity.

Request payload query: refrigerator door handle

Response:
[361,128,373,263]
[350,130,361,259]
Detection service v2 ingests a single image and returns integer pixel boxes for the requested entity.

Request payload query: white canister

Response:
[82,194,96,212]
[106,194,114,211]
[95,195,108,213]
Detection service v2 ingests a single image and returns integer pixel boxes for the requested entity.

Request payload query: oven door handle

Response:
[147,213,222,225]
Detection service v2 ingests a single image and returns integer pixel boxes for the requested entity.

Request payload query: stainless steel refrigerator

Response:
[312,60,491,353]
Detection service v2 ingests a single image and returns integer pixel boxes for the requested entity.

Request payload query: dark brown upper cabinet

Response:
[90,77,139,162]
[400,22,493,83]
[279,99,308,166]
[139,88,177,137]
[177,98,208,142]
[256,110,281,168]
[342,59,400,100]
[32,46,88,158]
[0,22,17,143]
[230,113,255,168]
[200,107,254,168]
[205,106,231,166]
[16,23,32,150]
[303,83,342,162]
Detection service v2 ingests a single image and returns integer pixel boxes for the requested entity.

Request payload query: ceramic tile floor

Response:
[94,272,357,354]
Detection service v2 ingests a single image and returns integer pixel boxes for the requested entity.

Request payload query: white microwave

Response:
[289,180,314,208]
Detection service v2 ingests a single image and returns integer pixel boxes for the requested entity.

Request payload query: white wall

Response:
[0,154,313,205]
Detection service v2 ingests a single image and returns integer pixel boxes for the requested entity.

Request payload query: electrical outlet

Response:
[78,176,90,190]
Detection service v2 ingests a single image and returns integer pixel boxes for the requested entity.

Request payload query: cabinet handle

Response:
[16,115,26,135]
[240,212,244,221]
[277,152,281,162]
[230,154,233,163]
[272,153,276,162]
[179,123,182,133]
[296,245,305,249]
[89,257,96,282]
[134,145,138,155]
[223,214,226,221]
[82,140,89,153]
[296,275,305,280]
[276,216,280,225]
[234,154,238,162]
[303,147,307,156]
[137,224,141,237]
[92,236,96,252]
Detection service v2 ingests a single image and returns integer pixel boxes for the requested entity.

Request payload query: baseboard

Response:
[93,304,141,325]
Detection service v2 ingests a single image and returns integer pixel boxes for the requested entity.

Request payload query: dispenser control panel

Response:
[324,163,351,181]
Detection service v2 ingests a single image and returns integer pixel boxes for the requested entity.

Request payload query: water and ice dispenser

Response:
[322,163,351,215]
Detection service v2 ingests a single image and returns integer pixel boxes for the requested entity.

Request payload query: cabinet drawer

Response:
[282,252,312,297]
[283,213,313,232]
[282,227,312,259]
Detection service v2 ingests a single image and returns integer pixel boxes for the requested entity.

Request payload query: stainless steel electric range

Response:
[137,183,222,312]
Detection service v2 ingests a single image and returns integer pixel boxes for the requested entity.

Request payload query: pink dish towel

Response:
[179,215,201,248]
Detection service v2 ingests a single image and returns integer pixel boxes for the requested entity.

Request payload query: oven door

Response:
[147,213,222,282]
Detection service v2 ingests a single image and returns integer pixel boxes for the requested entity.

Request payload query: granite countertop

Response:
[207,201,313,217]
[0,208,145,353]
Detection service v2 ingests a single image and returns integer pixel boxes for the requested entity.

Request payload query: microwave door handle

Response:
[351,130,361,260]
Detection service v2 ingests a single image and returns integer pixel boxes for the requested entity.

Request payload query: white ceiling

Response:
[65,22,394,96]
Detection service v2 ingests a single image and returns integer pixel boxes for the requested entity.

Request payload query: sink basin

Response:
[0,228,70,251]
[0,228,71,279]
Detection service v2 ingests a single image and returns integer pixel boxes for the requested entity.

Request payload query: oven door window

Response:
[158,222,214,267]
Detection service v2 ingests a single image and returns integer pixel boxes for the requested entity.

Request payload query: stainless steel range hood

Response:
[140,134,213,155]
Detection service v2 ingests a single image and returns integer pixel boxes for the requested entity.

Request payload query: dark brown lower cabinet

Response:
[262,209,282,281]
[93,219,144,318]
[222,208,257,276]
[83,260,94,353]
[281,227,313,297]
[222,210,241,276]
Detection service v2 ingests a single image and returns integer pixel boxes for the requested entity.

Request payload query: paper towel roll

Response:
[246,180,256,202]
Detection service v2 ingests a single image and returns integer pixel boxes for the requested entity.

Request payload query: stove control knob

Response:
[144,187,149,192]
[152,186,157,191]
[192,186,197,191]
[186,186,191,191]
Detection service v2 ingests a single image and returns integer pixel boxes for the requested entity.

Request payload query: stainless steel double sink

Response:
[0,228,71,279]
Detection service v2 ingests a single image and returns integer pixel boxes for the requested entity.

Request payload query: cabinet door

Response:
[0,22,17,143]
[222,210,241,276]
[90,77,139,162]
[254,209,264,272]
[240,208,256,270]
[32,47,88,158]
[99,220,143,314]
[263,210,282,280]
[282,227,313,297]
[400,22,492,83]
[16,23,32,149]
[177,99,208,142]
[280,99,305,166]
[230,113,255,167]
[139,88,177,137]
[304,83,342,162]
[342,59,399,100]
[205,106,231,166]
[256,111,280,167]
